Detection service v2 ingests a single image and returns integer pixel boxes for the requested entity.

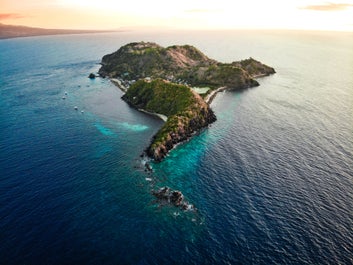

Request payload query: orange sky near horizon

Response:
[1,0,353,32]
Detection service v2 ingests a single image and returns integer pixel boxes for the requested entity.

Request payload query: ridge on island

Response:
[98,42,275,161]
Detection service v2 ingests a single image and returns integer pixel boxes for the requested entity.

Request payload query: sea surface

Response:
[1,30,352,264]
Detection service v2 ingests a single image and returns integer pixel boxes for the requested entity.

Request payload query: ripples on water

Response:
[0,31,352,264]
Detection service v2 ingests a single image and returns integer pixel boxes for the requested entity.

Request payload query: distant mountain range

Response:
[0,23,115,39]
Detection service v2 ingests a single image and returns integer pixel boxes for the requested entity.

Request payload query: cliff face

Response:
[99,42,274,90]
[122,79,216,161]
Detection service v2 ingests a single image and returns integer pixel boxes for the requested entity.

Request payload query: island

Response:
[98,42,275,161]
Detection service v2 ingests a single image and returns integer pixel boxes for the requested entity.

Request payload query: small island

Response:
[99,42,275,161]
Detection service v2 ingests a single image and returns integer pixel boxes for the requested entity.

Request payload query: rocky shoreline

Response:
[145,106,216,162]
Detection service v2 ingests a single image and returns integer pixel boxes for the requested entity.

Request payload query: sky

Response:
[1,0,353,31]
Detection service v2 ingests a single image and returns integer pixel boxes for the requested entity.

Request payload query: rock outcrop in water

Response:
[152,186,195,211]
[99,42,275,161]
[88,73,96,79]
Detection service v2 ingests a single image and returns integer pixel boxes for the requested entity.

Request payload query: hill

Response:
[122,79,216,161]
[99,42,275,161]
[99,42,275,90]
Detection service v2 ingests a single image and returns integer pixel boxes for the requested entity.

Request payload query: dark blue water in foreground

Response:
[1,31,352,264]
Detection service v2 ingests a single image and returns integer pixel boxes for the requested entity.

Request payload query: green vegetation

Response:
[99,42,274,92]
[177,64,259,89]
[99,42,275,161]
[151,116,180,150]
[122,79,215,161]
[233,58,276,77]
[124,79,195,116]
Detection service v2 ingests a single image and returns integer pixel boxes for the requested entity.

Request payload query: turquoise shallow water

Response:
[0,30,352,264]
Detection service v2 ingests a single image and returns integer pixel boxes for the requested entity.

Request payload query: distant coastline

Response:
[0,23,118,40]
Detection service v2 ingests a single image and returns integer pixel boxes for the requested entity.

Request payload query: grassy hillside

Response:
[123,79,195,116]
[122,79,216,161]
[99,42,275,91]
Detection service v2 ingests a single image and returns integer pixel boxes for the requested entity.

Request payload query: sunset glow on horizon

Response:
[1,0,353,32]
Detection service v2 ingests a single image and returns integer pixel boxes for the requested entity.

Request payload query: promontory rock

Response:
[123,78,216,161]
[99,42,275,161]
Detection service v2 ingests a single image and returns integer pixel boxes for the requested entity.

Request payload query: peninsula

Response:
[99,42,275,161]
[0,23,114,39]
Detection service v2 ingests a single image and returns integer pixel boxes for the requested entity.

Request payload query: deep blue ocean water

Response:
[1,30,352,264]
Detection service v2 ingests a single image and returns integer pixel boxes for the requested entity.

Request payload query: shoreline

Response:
[252,73,272,78]
[205,86,227,105]
[109,77,167,122]
[0,24,118,40]
[110,78,128,92]
[138,108,168,122]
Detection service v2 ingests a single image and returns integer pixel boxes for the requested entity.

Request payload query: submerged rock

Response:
[144,162,153,172]
[88,73,96,79]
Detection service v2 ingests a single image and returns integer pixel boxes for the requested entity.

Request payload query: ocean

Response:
[0,30,352,264]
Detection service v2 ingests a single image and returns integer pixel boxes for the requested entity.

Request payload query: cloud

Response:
[0,13,25,20]
[300,2,353,11]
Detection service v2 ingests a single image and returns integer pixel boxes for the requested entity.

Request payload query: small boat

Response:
[62,96,66,100]
[81,110,84,113]
[74,106,78,110]
[64,91,68,95]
